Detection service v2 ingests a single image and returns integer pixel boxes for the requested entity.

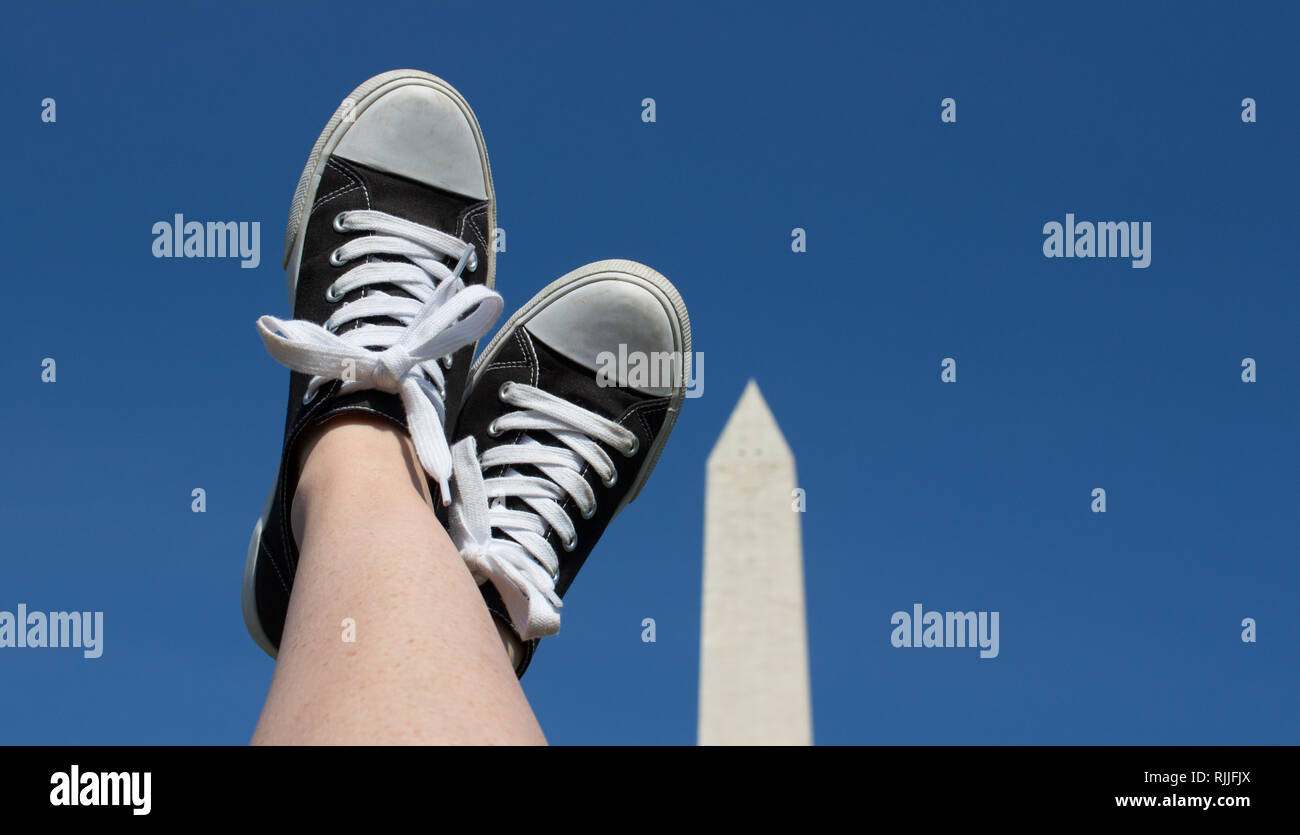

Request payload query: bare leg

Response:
[251,416,546,745]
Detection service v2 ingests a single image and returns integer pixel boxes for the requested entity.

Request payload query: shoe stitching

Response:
[482,325,537,372]
[457,204,490,254]
[308,183,361,218]
[518,328,540,386]
[633,399,667,438]
[326,157,372,209]
[555,396,669,551]
[258,537,291,598]
[324,156,356,179]
[315,158,363,211]
[315,178,358,205]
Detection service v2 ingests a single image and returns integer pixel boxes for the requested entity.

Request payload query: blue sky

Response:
[1,0,1295,744]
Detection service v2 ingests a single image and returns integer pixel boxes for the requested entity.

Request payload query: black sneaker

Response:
[243,70,501,657]
[447,260,692,676]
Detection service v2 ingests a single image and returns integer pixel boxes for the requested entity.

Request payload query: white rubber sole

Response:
[469,259,692,513]
[241,486,278,657]
[244,70,496,658]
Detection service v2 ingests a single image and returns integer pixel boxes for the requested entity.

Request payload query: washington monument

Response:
[698,381,812,745]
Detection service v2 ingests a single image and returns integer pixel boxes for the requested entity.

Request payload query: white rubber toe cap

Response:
[335,82,489,200]
[527,279,681,396]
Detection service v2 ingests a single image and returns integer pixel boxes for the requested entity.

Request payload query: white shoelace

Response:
[449,382,639,639]
[257,209,502,505]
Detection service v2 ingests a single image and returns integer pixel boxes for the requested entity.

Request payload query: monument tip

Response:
[708,380,793,467]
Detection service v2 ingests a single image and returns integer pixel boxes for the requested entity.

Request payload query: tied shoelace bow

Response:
[256,209,503,505]
[449,382,639,639]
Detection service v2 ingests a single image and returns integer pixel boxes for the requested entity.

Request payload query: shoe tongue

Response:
[340,253,445,343]
[330,157,479,343]
[488,332,645,518]
[336,258,441,346]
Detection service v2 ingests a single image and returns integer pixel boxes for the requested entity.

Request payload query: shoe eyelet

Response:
[324,284,343,302]
[580,503,596,520]
[601,470,618,488]
[487,419,502,437]
[329,248,347,267]
[561,534,577,552]
[622,436,639,457]
[332,212,349,232]
[467,249,479,272]
[498,381,513,401]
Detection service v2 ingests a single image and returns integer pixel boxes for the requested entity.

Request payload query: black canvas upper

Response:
[454,324,674,675]
[252,155,491,652]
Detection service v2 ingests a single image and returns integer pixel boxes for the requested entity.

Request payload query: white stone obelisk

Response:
[698,381,812,745]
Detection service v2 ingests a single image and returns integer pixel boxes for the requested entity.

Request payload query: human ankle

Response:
[291,416,433,546]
